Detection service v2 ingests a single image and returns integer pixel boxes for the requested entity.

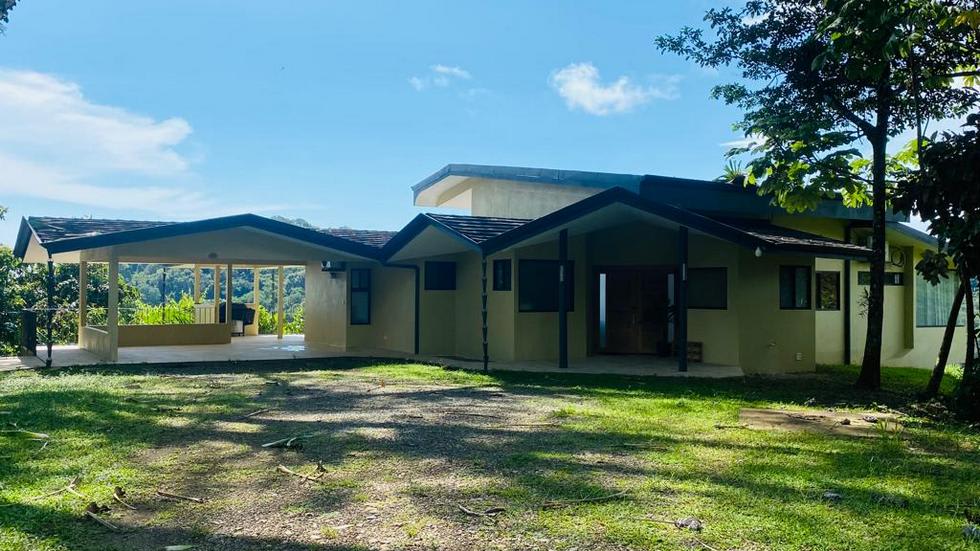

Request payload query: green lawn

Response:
[1,360,978,550]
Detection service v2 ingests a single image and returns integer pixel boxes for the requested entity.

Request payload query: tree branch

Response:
[824,94,876,136]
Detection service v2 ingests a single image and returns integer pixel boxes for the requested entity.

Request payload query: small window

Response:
[492,259,512,291]
[424,261,456,290]
[350,269,371,325]
[688,268,727,309]
[779,266,811,310]
[858,271,905,286]
[518,260,574,312]
[816,271,840,311]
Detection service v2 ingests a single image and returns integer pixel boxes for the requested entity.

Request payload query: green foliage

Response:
[256,304,277,334]
[0,0,17,33]
[283,305,304,335]
[130,294,196,326]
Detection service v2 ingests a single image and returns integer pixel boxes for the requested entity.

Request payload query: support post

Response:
[161,267,167,324]
[78,260,88,342]
[226,264,233,333]
[193,265,201,304]
[213,266,221,323]
[45,255,54,368]
[843,225,853,365]
[107,257,119,363]
[481,255,489,372]
[677,227,689,372]
[253,267,261,309]
[558,229,568,369]
[277,266,285,339]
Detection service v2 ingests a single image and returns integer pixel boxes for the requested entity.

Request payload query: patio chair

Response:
[219,302,256,337]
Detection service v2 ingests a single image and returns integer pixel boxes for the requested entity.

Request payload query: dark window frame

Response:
[424,261,457,291]
[816,271,841,311]
[518,259,575,313]
[858,271,905,286]
[779,265,812,310]
[349,268,371,325]
[492,259,512,291]
[687,267,728,310]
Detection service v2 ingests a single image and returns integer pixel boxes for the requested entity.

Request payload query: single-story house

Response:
[13,164,967,373]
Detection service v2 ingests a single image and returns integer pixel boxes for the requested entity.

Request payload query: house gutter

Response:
[383,262,420,355]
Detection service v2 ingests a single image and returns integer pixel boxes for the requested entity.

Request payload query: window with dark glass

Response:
[492,259,512,291]
[424,261,456,290]
[816,271,840,311]
[518,260,574,312]
[779,266,811,309]
[688,268,727,309]
[350,269,371,325]
[858,271,905,286]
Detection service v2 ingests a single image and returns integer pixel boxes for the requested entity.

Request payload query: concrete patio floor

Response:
[0,334,743,378]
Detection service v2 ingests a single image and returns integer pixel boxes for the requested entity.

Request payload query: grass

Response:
[1,359,978,550]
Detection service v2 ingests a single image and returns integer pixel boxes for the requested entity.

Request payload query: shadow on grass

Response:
[2,357,977,550]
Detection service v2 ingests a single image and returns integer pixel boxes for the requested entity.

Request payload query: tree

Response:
[0,0,18,33]
[894,114,980,420]
[657,0,980,388]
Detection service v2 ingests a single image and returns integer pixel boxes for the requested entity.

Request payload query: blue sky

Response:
[1,1,777,245]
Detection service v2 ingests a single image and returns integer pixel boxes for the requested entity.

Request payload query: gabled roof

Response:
[426,214,530,244]
[14,214,389,261]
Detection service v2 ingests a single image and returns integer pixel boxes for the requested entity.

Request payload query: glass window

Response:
[858,271,905,286]
[916,274,967,327]
[816,271,840,311]
[492,259,512,291]
[518,260,574,312]
[350,269,371,325]
[779,266,811,309]
[424,261,456,290]
[688,268,727,309]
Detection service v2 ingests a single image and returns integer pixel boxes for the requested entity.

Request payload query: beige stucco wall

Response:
[346,263,416,354]
[304,262,348,348]
[471,180,601,220]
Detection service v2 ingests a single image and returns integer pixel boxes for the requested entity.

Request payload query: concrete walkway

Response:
[0,334,743,378]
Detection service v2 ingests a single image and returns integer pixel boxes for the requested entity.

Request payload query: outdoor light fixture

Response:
[321,260,346,278]
[754,247,763,257]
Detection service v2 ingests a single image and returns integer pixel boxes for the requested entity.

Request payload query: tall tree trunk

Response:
[957,275,978,421]
[857,133,888,390]
[926,280,967,397]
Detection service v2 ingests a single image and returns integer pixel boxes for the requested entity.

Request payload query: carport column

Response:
[45,255,54,367]
[277,266,285,339]
[193,265,201,303]
[78,261,88,340]
[213,266,221,322]
[107,256,119,363]
[677,227,689,372]
[225,264,234,332]
[481,255,489,372]
[558,229,569,369]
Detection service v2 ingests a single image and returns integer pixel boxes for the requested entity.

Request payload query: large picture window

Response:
[816,271,840,311]
[916,274,967,327]
[518,260,574,312]
[350,269,371,325]
[779,266,811,310]
[424,261,456,291]
[688,268,727,309]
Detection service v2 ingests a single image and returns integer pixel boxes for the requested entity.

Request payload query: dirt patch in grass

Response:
[739,408,901,438]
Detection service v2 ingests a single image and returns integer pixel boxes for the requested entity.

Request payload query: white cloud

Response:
[549,62,679,116]
[0,68,280,219]
[409,64,472,91]
[720,134,767,149]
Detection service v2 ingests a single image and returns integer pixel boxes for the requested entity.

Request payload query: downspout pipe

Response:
[46,253,54,368]
[481,254,489,372]
[383,262,420,355]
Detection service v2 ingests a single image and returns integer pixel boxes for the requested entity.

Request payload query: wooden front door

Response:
[597,267,672,354]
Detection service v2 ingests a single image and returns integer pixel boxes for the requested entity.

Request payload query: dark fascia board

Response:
[886,221,939,248]
[412,163,644,202]
[25,214,383,260]
[12,217,39,260]
[380,213,482,260]
[479,187,871,260]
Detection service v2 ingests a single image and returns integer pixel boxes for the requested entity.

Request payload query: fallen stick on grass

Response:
[33,475,85,501]
[237,408,271,420]
[112,487,136,510]
[85,511,119,531]
[155,490,204,503]
[458,504,505,517]
[262,434,313,448]
[543,490,628,509]
[276,464,324,483]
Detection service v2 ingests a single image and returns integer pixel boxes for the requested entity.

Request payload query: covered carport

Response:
[13,214,383,365]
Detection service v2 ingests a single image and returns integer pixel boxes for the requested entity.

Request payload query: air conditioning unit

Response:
[321,260,347,273]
